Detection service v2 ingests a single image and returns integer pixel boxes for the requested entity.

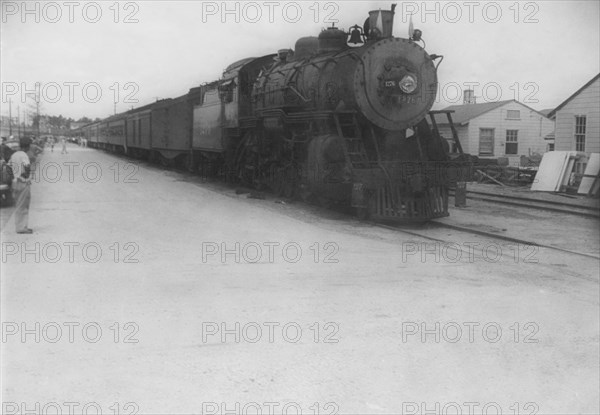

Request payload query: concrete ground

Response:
[1,144,599,415]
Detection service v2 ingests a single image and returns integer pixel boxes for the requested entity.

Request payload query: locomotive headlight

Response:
[399,74,418,94]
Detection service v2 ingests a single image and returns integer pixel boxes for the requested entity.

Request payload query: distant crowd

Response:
[1,135,88,164]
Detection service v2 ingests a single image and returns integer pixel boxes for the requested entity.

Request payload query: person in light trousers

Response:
[9,137,33,234]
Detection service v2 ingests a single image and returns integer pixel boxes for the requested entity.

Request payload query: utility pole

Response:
[17,106,20,138]
[36,82,41,139]
[8,98,12,136]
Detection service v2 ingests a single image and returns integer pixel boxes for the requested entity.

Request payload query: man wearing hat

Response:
[9,137,33,234]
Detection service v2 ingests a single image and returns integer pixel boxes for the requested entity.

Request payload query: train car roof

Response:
[105,113,128,122]
[222,54,276,81]
[225,57,256,73]
[126,100,160,114]
[152,94,188,109]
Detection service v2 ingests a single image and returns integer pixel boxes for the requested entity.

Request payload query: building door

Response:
[505,130,518,155]
[479,128,495,156]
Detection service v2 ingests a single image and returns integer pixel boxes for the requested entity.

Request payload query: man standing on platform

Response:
[9,137,33,234]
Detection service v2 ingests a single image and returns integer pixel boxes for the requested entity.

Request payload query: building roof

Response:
[547,73,600,119]
[440,100,513,125]
[440,99,550,125]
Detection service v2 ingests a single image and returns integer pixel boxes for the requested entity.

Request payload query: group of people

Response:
[1,134,62,234]
[1,134,89,234]
[48,136,69,154]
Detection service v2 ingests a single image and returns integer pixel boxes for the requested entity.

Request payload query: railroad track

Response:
[376,220,599,260]
[449,189,600,218]
[373,220,599,283]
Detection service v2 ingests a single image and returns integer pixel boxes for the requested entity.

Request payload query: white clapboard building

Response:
[547,73,599,155]
[437,96,555,165]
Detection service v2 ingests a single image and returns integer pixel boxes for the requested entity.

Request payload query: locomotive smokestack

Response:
[464,89,476,104]
[368,4,396,39]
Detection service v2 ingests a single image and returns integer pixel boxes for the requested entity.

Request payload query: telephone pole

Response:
[17,106,20,138]
[8,98,12,136]
[36,85,41,138]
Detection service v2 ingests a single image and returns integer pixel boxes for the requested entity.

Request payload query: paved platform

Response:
[1,144,599,414]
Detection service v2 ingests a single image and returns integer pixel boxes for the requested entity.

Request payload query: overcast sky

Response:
[1,0,599,121]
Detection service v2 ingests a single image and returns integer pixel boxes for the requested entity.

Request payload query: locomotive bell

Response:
[348,25,363,44]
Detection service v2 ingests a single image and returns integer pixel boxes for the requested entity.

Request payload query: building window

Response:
[506,110,521,120]
[479,128,495,156]
[575,115,586,152]
[547,143,554,151]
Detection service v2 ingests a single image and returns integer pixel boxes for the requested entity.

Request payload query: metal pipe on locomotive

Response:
[79,4,474,222]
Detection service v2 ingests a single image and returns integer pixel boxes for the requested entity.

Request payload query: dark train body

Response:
[79,5,473,222]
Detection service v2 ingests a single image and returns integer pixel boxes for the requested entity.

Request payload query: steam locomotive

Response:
[80,4,473,222]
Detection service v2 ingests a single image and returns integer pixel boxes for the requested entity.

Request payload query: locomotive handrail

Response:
[286,85,310,103]
[369,123,397,210]
[428,110,464,155]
